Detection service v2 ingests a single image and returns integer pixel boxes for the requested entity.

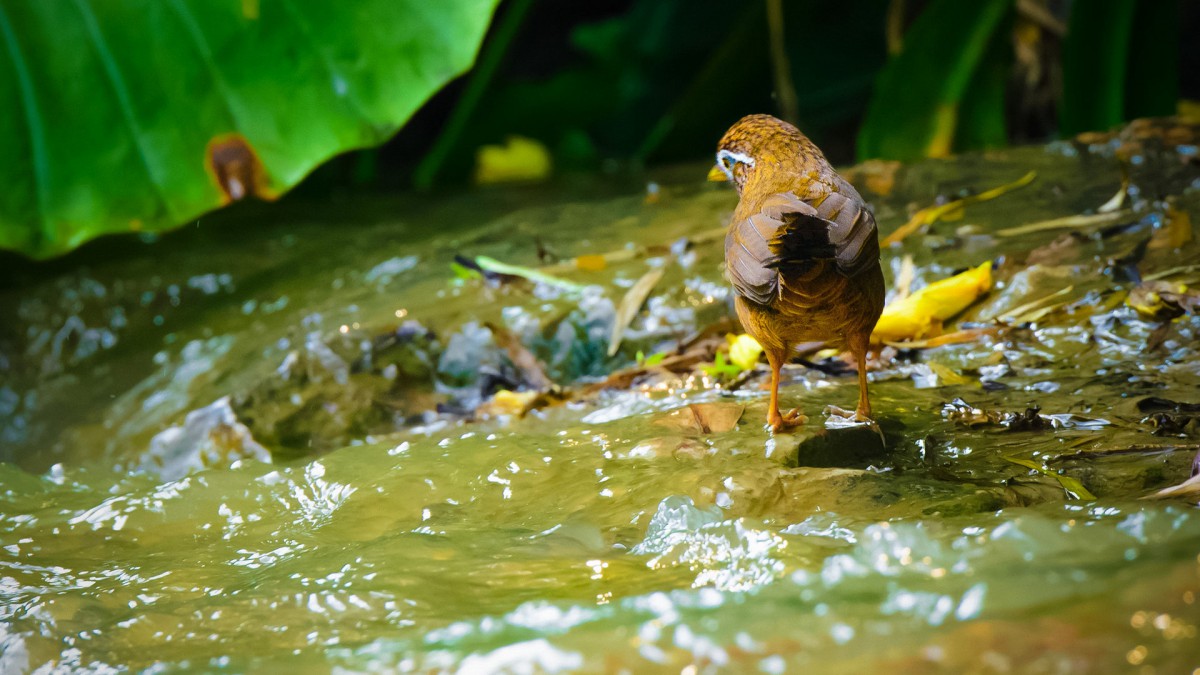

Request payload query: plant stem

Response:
[412,0,535,190]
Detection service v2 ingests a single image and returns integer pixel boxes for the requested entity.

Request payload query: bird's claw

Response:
[768,408,808,433]
[824,405,872,424]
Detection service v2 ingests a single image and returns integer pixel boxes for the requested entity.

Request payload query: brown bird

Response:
[710,114,885,431]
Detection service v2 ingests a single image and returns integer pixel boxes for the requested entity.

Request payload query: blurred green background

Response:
[337,0,1190,186]
[0,0,1194,258]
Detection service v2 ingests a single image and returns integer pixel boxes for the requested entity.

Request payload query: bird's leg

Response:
[765,347,806,432]
[826,332,873,423]
[852,337,872,421]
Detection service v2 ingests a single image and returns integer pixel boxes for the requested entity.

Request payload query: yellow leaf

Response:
[882,171,1036,246]
[1126,281,1193,321]
[872,261,993,342]
[726,334,764,371]
[573,254,607,271]
[477,389,542,419]
[928,362,970,386]
[473,136,552,185]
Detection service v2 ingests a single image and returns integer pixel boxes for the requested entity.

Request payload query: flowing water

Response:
[2,122,1200,672]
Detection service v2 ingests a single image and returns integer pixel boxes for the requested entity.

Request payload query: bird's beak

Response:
[707,165,728,182]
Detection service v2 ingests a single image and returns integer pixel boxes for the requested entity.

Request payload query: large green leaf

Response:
[0,0,499,258]
[856,0,1011,161]
[1059,0,1137,136]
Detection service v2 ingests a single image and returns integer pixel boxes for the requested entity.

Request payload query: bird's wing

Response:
[725,187,879,305]
[777,182,881,279]
[725,197,795,305]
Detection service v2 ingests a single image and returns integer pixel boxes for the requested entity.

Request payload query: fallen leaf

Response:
[473,255,585,293]
[872,261,993,342]
[882,171,1036,246]
[474,136,552,184]
[1149,204,1194,250]
[655,403,745,434]
[996,210,1132,238]
[882,326,1002,349]
[1144,473,1200,500]
[927,362,970,386]
[1126,280,1200,320]
[1097,177,1128,213]
[476,389,544,419]
[574,254,607,271]
[609,267,665,356]
[998,285,1075,323]
[1003,456,1096,500]
[1025,232,1085,266]
[485,322,554,391]
[894,254,916,301]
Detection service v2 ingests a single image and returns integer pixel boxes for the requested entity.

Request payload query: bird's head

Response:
[708,114,816,195]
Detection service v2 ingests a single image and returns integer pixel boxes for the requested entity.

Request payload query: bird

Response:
[709,114,885,432]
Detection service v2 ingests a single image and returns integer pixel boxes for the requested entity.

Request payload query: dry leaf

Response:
[486,322,554,391]
[1144,473,1200,501]
[608,267,665,356]
[1126,281,1200,321]
[655,403,745,434]
[883,171,1036,246]
[996,210,1131,238]
[1149,204,1193,250]
[1025,232,1085,266]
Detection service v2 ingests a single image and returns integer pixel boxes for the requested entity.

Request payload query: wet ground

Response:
[2,119,1200,672]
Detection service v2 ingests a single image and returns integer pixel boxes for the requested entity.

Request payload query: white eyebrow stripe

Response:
[716,149,755,181]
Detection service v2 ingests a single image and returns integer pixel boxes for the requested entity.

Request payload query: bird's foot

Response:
[825,405,872,424]
[768,408,808,433]
[820,401,878,427]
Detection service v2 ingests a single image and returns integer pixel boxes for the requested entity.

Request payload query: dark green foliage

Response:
[1060,0,1180,135]
[857,0,1012,161]
[1060,0,1139,135]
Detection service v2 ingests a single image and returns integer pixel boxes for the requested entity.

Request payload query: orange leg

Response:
[849,332,872,421]
[826,332,874,423]
[765,347,806,432]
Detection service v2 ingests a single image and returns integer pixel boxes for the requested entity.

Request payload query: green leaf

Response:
[953,10,1011,153]
[1003,456,1097,501]
[700,353,741,381]
[472,255,586,293]
[856,0,1011,161]
[0,0,500,258]
[637,350,667,367]
[1059,0,1137,135]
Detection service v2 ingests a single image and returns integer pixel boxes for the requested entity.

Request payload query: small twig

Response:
[1046,443,1200,464]
[765,0,800,124]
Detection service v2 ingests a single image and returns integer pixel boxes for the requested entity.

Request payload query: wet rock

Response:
[234,327,440,457]
[765,422,893,469]
[142,396,270,480]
